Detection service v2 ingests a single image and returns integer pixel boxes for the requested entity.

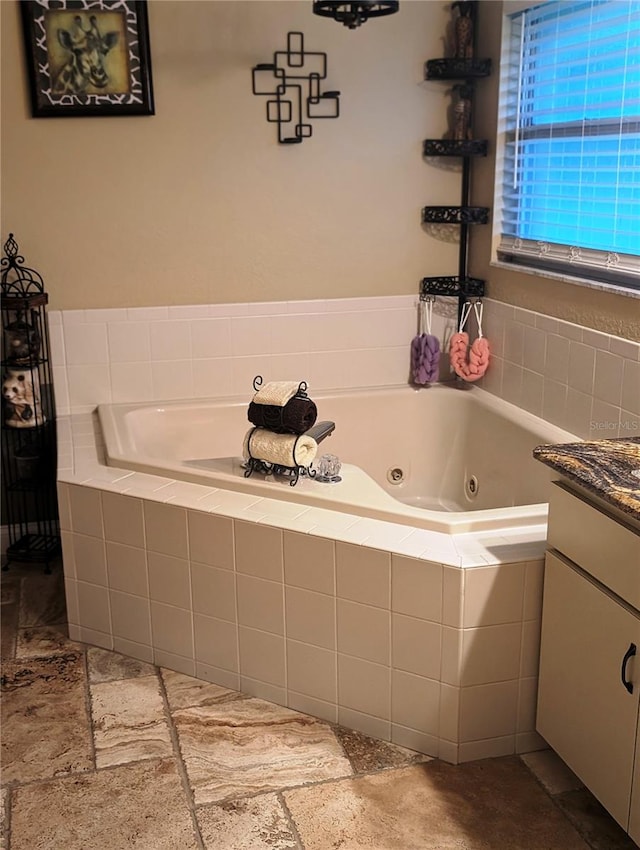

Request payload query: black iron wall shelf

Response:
[423,138,487,157]
[422,206,489,225]
[251,32,340,144]
[313,1,399,29]
[420,1,490,324]
[425,58,491,81]
[420,275,485,299]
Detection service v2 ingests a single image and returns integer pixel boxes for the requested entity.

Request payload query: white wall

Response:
[1,0,457,310]
[2,0,635,337]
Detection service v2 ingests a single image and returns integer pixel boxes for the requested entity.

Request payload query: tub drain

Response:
[387,467,404,485]
[465,475,479,499]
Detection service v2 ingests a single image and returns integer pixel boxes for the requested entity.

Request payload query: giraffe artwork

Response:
[50,12,121,96]
[21,1,154,116]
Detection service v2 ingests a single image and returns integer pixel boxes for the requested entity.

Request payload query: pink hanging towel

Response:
[449,301,490,382]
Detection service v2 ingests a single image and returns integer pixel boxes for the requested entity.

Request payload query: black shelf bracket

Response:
[422,206,489,225]
[251,32,340,144]
[420,276,484,300]
[423,138,487,157]
[425,58,491,80]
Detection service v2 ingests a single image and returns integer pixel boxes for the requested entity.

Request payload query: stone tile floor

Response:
[1,560,637,850]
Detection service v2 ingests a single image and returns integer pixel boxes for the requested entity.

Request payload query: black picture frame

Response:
[20,0,155,117]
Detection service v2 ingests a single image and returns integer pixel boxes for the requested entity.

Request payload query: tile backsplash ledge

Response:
[49,296,639,441]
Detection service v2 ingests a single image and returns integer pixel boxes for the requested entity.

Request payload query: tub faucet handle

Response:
[316,453,342,483]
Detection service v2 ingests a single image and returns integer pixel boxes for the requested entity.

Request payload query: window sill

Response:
[490,260,640,300]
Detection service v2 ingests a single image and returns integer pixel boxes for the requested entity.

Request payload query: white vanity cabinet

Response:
[632,721,640,842]
[537,481,640,842]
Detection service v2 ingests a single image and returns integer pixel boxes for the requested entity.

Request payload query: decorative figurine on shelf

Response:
[13,441,41,480]
[452,1,475,60]
[2,368,44,428]
[4,315,40,365]
[452,85,473,140]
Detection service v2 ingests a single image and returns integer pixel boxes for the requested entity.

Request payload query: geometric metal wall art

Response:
[251,32,340,144]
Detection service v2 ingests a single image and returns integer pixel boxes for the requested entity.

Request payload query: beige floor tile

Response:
[87,646,156,682]
[161,668,245,711]
[0,787,6,850]
[521,749,583,796]
[284,758,591,850]
[91,675,172,767]
[1,652,93,783]
[18,570,67,627]
[197,794,298,850]
[0,598,18,660]
[173,697,352,804]
[333,724,431,774]
[554,789,638,850]
[1,564,632,850]
[0,576,20,605]
[9,758,199,850]
[16,625,82,658]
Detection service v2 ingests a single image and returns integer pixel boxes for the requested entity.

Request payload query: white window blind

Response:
[498,0,640,290]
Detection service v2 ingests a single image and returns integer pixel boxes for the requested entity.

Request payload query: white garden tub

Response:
[98,384,578,534]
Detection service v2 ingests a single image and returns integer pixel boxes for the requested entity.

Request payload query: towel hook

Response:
[473,300,484,339]
[457,300,473,334]
[424,297,434,336]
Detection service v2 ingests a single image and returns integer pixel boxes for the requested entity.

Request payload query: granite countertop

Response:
[533,436,640,521]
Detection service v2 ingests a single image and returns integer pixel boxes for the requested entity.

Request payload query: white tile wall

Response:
[287,641,336,704]
[49,295,456,415]
[59,465,549,766]
[50,293,638,433]
[478,299,640,439]
[194,614,239,673]
[337,599,390,665]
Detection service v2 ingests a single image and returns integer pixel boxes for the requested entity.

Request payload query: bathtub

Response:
[98,384,578,535]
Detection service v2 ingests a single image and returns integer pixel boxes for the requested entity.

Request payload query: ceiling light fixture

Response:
[312,1,399,30]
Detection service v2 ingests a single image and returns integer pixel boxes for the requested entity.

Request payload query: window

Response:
[497,0,640,290]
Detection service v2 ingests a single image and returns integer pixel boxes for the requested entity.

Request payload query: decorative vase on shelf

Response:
[452,1,475,60]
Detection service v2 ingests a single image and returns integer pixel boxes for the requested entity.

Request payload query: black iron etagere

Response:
[1,234,60,572]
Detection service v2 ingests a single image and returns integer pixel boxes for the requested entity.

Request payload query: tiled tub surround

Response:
[58,412,548,765]
[477,301,640,440]
[50,294,638,764]
[49,295,639,440]
[49,295,445,415]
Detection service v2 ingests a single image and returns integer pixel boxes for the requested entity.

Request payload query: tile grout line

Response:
[156,667,206,850]
[185,751,426,809]
[81,646,99,771]
[276,790,306,850]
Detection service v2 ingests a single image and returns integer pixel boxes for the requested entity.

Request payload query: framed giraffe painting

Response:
[20,0,154,117]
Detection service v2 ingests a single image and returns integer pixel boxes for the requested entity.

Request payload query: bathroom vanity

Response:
[534,438,640,844]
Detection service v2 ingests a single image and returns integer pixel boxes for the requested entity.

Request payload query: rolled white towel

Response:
[243,427,318,468]
[253,380,301,407]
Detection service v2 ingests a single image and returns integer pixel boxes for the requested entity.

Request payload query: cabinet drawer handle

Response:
[621,643,637,695]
